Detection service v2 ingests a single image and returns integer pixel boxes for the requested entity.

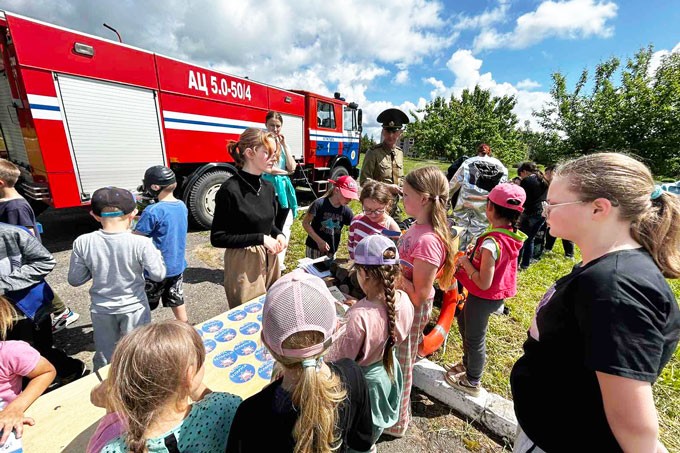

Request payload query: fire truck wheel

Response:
[329,165,349,182]
[187,169,233,229]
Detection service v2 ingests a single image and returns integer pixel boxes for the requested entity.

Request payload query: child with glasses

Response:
[348,181,401,260]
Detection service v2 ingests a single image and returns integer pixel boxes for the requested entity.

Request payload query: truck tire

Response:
[329,165,349,181]
[187,169,233,229]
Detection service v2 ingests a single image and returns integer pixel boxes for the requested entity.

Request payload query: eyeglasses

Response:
[543,200,585,217]
[363,208,386,215]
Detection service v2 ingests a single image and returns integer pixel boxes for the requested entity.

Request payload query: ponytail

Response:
[272,331,347,453]
[404,166,456,289]
[0,296,16,340]
[636,191,680,277]
[557,152,680,278]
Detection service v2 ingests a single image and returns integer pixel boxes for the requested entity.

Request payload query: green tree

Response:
[405,86,526,167]
[360,133,377,154]
[535,47,680,176]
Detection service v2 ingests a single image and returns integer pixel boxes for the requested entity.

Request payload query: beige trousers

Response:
[223,245,280,308]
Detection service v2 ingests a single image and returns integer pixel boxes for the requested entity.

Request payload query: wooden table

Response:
[23,296,271,452]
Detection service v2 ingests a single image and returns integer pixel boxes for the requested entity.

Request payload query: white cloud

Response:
[3,0,453,111]
[394,70,409,84]
[454,0,509,30]
[473,0,618,52]
[648,42,680,78]
[516,79,542,90]
[426,50,552,130]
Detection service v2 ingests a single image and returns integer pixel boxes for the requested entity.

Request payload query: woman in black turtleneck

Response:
[210,128,287,308]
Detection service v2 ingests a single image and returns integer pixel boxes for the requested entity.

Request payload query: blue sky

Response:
[3,0,679,138]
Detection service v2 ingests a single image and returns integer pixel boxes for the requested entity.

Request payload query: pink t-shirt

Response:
[328,290,414,366]
[398,223,446,300]
[0,341,40,410]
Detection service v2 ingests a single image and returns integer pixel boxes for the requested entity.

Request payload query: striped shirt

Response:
[348,214,399,259]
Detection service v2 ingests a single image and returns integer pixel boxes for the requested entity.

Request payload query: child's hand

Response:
[458,255,471,272]
[316,239,330,253]
[0,407,34,445]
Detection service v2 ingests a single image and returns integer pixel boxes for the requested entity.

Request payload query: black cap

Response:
[377,108,409,131]
[91,187,137,217]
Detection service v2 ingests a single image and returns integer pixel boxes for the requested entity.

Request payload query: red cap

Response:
[328,175,359,200]
[488,183,526,212]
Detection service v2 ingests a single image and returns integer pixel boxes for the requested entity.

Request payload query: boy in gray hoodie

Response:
[68,187,165,370]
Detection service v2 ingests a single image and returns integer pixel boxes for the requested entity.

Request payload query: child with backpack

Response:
[327,235,414,451]
[226,271,373,453]
[302,175,358,259]
[89,320,242,453]
[445,183,526,396]
[384,166,457,437]
[0,296,56,450]
[347,181,400,260]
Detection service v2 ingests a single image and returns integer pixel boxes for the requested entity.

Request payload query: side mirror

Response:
[357,109,363,133]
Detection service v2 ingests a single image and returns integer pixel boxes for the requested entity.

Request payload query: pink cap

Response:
[328,175,359,200]
[262,270,345,359]
[488,183,526,212]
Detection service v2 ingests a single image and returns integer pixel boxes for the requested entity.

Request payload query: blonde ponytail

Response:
[272,331,347,453]
[404,166,456,288]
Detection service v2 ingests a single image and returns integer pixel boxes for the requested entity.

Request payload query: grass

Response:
[199,155,679,449]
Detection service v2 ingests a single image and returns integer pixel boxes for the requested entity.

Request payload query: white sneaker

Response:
[51,308,80,333]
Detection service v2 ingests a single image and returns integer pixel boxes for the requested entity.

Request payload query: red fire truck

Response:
[0,11,362,228]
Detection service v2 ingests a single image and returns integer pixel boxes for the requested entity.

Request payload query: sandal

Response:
[444,371,482,397]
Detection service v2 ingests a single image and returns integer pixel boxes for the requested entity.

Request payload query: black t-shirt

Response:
[226,358,373,453]
[0,198,41,242]
[510,249,680,452]
[519,174,547,215]
[304,197,353,253]
[210,170,282,249]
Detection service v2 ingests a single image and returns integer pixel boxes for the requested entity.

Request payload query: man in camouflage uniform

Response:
[359,108,410,219]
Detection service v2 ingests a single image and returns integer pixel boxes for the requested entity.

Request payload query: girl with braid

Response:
[328,235,414,452]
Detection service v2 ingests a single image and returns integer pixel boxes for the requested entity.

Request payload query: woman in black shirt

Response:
[510,153,680,452]
[210,128,287,308]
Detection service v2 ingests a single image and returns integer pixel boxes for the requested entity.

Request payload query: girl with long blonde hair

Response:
[90,320,242,453]
[384,166,455,437]
[227,272,373,453]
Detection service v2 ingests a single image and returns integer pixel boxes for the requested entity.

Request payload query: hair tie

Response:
[432,195,439,203]
[650,186,664,200]
[301,357,323,371]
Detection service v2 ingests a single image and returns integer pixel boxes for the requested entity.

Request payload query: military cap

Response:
[377,108,410,131]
